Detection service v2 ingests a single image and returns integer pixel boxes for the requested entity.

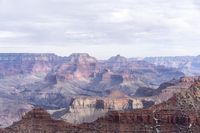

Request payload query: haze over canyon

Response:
[0,53,199,132]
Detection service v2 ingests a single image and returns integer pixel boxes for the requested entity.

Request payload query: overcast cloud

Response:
[0,0,200,59]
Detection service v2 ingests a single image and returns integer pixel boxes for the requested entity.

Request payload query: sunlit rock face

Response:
[54,53,98,81]
[56,91,143,124]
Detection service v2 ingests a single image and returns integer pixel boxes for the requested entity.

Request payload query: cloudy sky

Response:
[0,0,200,59]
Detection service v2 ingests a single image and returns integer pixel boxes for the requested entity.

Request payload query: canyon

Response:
[1,53,200,132]
[1,80,200,133]
[0,53,185,127]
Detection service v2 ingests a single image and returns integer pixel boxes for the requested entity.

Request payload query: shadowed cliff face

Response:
[1,83,200,133]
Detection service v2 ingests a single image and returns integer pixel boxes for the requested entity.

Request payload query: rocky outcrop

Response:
[137,76,200,105]
[56,91,143,124]
[54,53,97,81]
[152,77,200,111]
[86,109,199,133]
[0,108,79,133]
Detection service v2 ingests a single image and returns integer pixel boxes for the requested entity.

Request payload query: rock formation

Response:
[54,53,97,81]
[2,82,200,133]
[0,108,78,133]
[0,53,65,77]
[0,53,186,127]
[55,90,143,124]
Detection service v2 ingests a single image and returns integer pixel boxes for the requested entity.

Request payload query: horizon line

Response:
[0,52,199,60]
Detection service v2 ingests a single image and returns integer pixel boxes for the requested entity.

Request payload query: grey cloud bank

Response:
[0,0,200,59]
